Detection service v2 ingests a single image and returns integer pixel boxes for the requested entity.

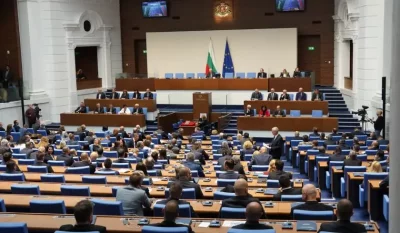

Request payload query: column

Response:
[389,0,400,231]
[17,0,47,100]
[66,43,78,112]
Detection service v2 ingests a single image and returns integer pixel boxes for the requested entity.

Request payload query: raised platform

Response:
[76,79,102,90]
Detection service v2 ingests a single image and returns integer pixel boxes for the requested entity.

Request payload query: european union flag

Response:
[222,39,234,78]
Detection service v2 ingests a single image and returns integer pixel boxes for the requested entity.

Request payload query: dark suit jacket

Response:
[143,92,153,99]
[74,106,87,113]
[232,221,273,230]
[221,195,265,218]
[295,92,307,101]
[251,92,263,100]
[312,92,323,101]
[59,224,106,233]
[168,179,203,199]
[293,71,301,77]
[219,170,240,179]
[132,107,143,114]
[120,93,130,99]
[110,92,119,99]
[343,159,362,167]
[56,154,74,166]
[96,92,106,99]
[106,107,116,114]
[250,154,272,166]
[291,201,334,216]
[157,198,198,217]
[94,107,104,114]
[257,72,267,78]
[268,170,292,180]
[280,72,291,78]
[318,220,366,233]
[218,155,232,166]
[379,176,389,189]
[182,161,204,177]
[272,187,302,201]
[272,109,286,117]
[323,140,336,147]
[150,220,193,233]
[34,161,54,173]
[244,109,254,116]
[270,134,284,159]
[329,154,346,162]
[279,94,291,101]
[132,92,141,99]
[267,93,278,100]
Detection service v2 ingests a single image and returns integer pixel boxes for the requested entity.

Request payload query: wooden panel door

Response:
[298,35,321,84]
[134,39,148,77]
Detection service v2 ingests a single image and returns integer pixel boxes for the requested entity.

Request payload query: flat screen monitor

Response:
[142,1,168,17]
[276,0,305,12]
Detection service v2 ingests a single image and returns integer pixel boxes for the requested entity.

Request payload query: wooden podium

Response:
[193,92,212,120]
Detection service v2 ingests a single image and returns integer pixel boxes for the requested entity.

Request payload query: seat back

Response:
[213,191,235,200]
[165,73,173,79]
[11,184,40,195]
[246,72,257,79]
[311,110,323,118]
[281,195,303,201]
[40,174,65,183]
[329,161,344,172]
[95,170,119,175]
[362,173,389,199]
[290,140,303,147]
[95,132,106,138]
[224,73,234,79]
[315,156,330,163]
[82,176,107,184]
[175,73,184,79]
[165,188,196,199]
[112,163,130,168]
[293,210,334,220]
[48,160,65,166]
[11,132,20,142]
[252,165,269,171]
[365,150,377,155]
[12,154,27,159]
[217,178,236,187]
[0,173,25,181]
[36,130,47,136]
[92,199,123,215]
[236,72,245,78]
[17,159,35,165]
[27,165,48,173]
[220,207,246,218]
[267,180,280,188]
[65,166,90,174]
[197,73,206,78]
[343,166,367,184]
[0,198,6,212]
[153,204,191,217]
[290,110,301,117]
[186,73,195,79]
[29,200,66,214]
[60,185,90,196]
[142,226,189,233]
[0,222,28,233]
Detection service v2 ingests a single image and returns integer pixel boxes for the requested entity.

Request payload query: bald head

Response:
[302,184,317,201]
[260,147,267,153]
[164,200,179,221]
[246,202,264,222]
[234,178,248,196]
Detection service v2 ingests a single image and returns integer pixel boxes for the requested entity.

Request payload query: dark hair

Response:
[104,158,112,169]
[3,152,12,163]
[151,151,159,162]
[6,161,16,171]
[336,199,353,220]
[46,145,54,155]
[335,146,342,155]
[36,151,45,161]
[169,182,182,198]
[261,105,267,111]
[302,135,309,142]
[244,133,249,138]
[159,149,167,160]
[135,162,148,176]
[353,144,360,152]
[117,148,125,158]
[129,172,143,187]
[275,160,284,171]
[377,150,385,158]
[320,133,325,140]
[312,140,318,147]
[318,147,326,153]
[74,200,93,224]
[332,128,337,134]
[313,127,318,133]
[144,139,151,147]
[278,174,291,188]
[238,174,248,181]
[97,147,103,156]
[224,159,235,170]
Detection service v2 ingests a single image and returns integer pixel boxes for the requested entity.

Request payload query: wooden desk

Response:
[347,172,365,207]
[60,113,146,127]
[269,78,312,92]
[0,213,379,233]
[237,116,338,131]
[368,180,387,221]
[243,101,329,115]
[84,99,157,112]
[330,163,369,198]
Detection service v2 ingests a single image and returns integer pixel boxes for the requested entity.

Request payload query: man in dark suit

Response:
[291,184,334,216]
[272,105,286,117]
[157,182,198,217]
[1,65,13,89]
[182,153,204,177]
[295,87,307,101]
[373,110,384,137]
[109,88,120,99]
[57,147,74,166]
[71,153,96,174]
[219,159,240,179]
[244,104,254,116]
[98,158,120,175]
[250,147,272,166]
[268,160,292,180]
[106,104,116,114]
[168,167,203,199]
[279,89,291,101]
[343,151,362,167]
[232,202,273,229]
[59,200,106,233]
[75,102,87,113]
[257,68,267,78]
[316,147,330,158]
[293,131,303,141]
[96,89,106,99]
[311,89,323,101]
[143,88,153,99]
[94,103,104,114]
[21,142,35,159]
[132,104,143,114]
[323,135,336,148]
[318,199,366,233]
[150,199,194,233]
[34,151,54,173]
[273,175,302,201]
[267,88,279,100]
[330,128,340,137]
[379,176,389,189]
[269,127,284,160]
[250,89,263,100]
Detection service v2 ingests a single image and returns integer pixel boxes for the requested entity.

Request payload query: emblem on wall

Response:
[214,2,232,18]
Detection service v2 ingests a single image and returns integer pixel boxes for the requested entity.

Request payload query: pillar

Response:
[389,0,400,231]
[66,43,78,112]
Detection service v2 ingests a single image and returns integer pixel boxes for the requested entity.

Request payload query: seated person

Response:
[367,161,383,173]
[290,184,333,216]
[219,159,240,179]
[157,182,197,217]
[120,90,130,99]
[96,89,106,99]
[324,135,336,147]
[329,147,346,162]
[59,200,106,233]
[311,89,323,101]
[318,199,367,233]
[94,103,104,114]
[295,87,307,101]
[267,88,278,100]
[257,68,267,78]
[232,155,245,175]
[168,167,203,199]
[118,105,131,115]
[74,102,87,113]
[109,88,119,99]
[369,141,379,150]
[279,89,291,101]
[143,88,153,99]
[250,89,263,100]
[293,67,301,77]
[132,103,143,114]
[132,90,141,99]
[338,139,350,150]
[244,104,254,116]
[34,150,54,173]
[272,105,286,117]
[98,158,120,174]
[66,133,79,145]
[258,105,270,117]
[268,159,292,180]
[231,202,273,230]
[299,135,312,145]
[191,127,204,137]
[71,153,96,174]
[310,127,320,136]
[344,151,362,167]
[280,69,290,78]
[250,147,272,166]
[115,148,128,163]
[5,161,22,174]
[374,150,386,161]
[105,104,116,114]
[149,200,193,233]
[379,176,389,189]
[273,175,302,201]
[182,152,205,177]
[57,147,74,166]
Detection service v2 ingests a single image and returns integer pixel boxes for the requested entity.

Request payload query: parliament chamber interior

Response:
[0,0,398,232]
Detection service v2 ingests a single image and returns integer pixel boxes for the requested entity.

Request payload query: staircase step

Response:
[324,93,342,96]
[327,100,345,103]
[329,113,353,118]
[228,123,237,127]
[329,107,349,112]
[339,121,360,126]
[339,125,361,131]
[325,96,344,100]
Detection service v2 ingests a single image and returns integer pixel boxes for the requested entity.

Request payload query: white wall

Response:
[147,28,297,77]
[0,98,50,126]
[17,0,122,123]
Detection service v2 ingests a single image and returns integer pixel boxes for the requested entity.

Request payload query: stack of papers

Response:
[222,221,245,227]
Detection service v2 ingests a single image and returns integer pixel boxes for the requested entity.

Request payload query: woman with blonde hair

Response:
[368,161,383,173]
[264,159,277,175]
[240,140,255,161]
[37,136,49,148]
[59,141,67,150]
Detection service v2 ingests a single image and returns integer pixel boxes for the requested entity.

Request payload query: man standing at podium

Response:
[251,89,263,100]
[257,68,267,78]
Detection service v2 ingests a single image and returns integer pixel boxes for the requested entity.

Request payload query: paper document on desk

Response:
[222,221,245,227]
[152,178,161,182]
[118,169,129,173]
[198,222,210,227]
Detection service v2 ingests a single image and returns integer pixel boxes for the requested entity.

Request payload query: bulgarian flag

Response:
[205,38,217,76]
